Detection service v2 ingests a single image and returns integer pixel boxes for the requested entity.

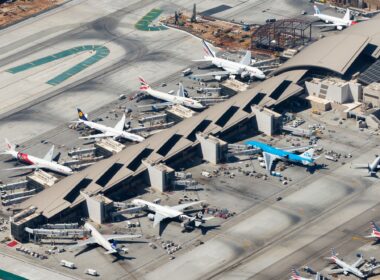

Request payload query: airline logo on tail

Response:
[139,76,150,91]
[313,5,321,15]
[77,108,88,121]
[202,40,215,58]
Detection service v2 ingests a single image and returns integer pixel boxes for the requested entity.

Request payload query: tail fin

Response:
[4,138,15,151]
[77,108,88,121]
[202,40,216,58]
[139,76,150,91]
[343,8,351,21]
[291,268,301,280]
[301,148,315,160]
[371,221,380,234]
[313,5,320,15]
[177,83,185,97]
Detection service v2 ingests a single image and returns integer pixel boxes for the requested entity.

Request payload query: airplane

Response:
[192,40,265,80]
[365,221,380,239]
[119,198,211,235]
[75,109,144,142]
[244,140,317,172]
[353,155,380,177]
[313,5,357,30]
[1,138,73,175]
[326,248,365,278]
[70,222,142,254]
[290,268,320,280]
[138,77,205,110]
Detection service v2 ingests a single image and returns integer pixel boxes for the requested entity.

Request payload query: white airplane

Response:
[75,109,144,142]
[290,268,320,280]
[313,5,357,30]
[327,248,365,278]
[70,222,141,254]
[1,138,73,175]
[353,155,380,177]
[192,40,265,80]
[138,77,205,110]
[365,221,380,240]
[120,198,210,235]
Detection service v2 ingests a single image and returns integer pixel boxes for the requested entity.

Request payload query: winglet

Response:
[202,40,216,58]
[4,138,15,151]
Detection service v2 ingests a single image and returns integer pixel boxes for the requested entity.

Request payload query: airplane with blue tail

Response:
[244,140,317,172]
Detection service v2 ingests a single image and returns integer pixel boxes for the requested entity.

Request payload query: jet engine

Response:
[240,71,250,79]
[337,25,343,30]
[147,213,155,221]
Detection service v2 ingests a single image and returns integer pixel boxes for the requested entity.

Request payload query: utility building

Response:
[363,82,380,108]
[305,77,362,104]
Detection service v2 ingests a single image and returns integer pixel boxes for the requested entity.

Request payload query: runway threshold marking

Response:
[135,8,168,31]
[6,45,110,86]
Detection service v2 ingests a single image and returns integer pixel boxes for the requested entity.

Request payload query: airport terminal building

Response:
[11,15,380,242]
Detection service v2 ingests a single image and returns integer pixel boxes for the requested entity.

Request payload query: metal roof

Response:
[273,15,380,76]
[20,70,307,219]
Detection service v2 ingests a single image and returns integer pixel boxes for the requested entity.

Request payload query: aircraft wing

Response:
[5,165,39,171]
[70,237,96,250]
[314,23,342,27]
[137,102,173,109]
[79,132,115,139]
[280,145,313,153]
[114,114,126,132]
[352,255,363,268]
[43,145,55,162]
[103,234,142,241]
[329,268,345,274]
[353,164,369,169]
[153,212,167,227]
[171,201,203,212]
[192,71,231,77]
[263,152,276,171]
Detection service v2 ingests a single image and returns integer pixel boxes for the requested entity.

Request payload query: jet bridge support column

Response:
[196,133,227,164]
[142,159,174,192]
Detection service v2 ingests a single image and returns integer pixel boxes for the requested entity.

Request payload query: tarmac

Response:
[0,1,372,280]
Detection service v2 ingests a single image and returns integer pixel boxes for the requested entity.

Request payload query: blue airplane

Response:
[244,140,317,172]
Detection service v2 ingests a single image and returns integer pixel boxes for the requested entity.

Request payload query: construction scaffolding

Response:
[252,19,312,51]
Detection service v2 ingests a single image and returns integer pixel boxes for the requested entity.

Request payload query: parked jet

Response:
[353,155,380,177]
[327,248,365,278]
[244,140,317,172]
[75,109,144,142]
[120,198,210,235]
[290,268,320,280]
[1,139,73,175]
[70,222,141,254]
[192,40,265,80]
[365,221,380,240]
[313,5,357,30]
[138,77,205,110]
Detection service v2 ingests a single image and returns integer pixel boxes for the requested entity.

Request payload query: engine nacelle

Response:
[147,213,155,221]
[325,20,329,23]
[240,71,250,78]
[343,271,348,276]
[337,25,343,30]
